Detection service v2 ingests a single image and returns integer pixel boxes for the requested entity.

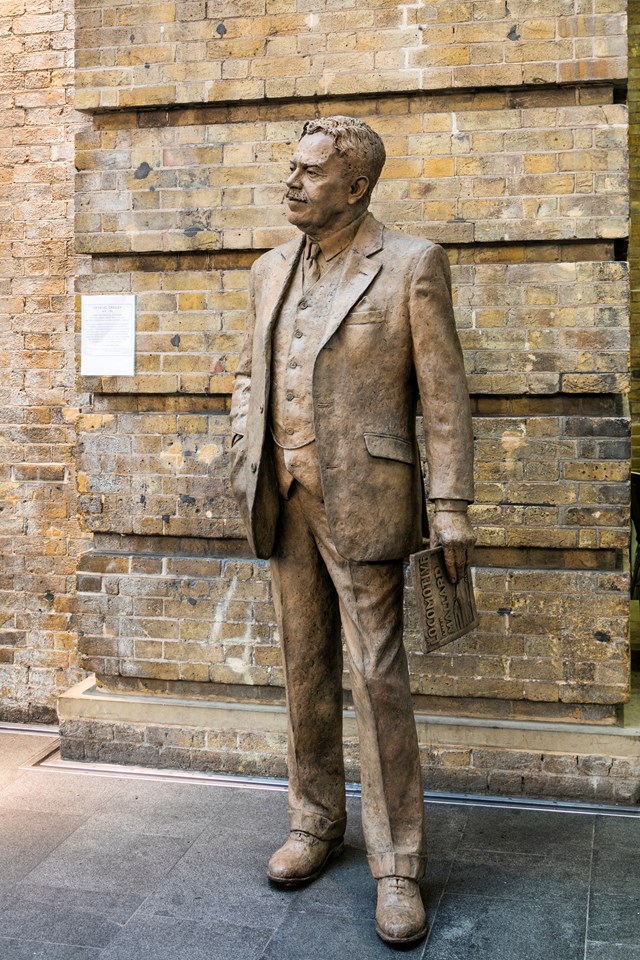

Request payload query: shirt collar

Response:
[305,212,368,263]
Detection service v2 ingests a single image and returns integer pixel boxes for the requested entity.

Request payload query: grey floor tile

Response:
[424,802,468,857]
[588,894,640,947]
[284,844,374,919]
[0,733,58,769]
[0,769,123,817]
[0,887,127,949]
[587,945,640,960]
[177,803,288,870]
[424,857,454,908]
[459,806,594,858]
[87,779,220,840]
[344,796,365,849]
[138,829,297,930]
[0,939,101,960]
[111,777,242,816]
[445,848,590,903]
[424,894,585,960]
[0,734,58,789]
[139,872,294,932]
[260,906,425,960]
[591,848,640,898]
[0,768,23,790]
[593,816,640,850]
[100,914,272,960]
[9,883,144,926]
[0,809,86,886]
[133,786,297,929]
[25,824,193,895]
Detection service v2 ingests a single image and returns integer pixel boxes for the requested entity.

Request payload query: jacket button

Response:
[299,299,308,309]
[289,359,298,368]
[250,462,257,473]
[286,391,294,401]
[286,427,294,436]
[294,329,303,338]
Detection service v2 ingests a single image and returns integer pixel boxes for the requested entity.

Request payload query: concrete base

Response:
[58,676,640,804]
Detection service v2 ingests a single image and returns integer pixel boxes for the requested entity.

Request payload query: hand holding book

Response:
[430,506,476,584]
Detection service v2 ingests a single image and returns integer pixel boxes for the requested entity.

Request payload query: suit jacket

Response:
[230,213,474,562]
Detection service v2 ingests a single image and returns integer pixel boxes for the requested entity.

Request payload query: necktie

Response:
[304,240,321,292]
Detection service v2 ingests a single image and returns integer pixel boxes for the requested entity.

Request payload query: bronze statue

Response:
[230,116,475,946]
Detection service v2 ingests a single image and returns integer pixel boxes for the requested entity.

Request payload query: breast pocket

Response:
[343,309,386,326]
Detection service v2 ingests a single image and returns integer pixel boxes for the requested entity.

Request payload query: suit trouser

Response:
[269,481,426,881]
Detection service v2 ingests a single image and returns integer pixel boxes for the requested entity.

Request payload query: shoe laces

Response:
[384,876,416,897]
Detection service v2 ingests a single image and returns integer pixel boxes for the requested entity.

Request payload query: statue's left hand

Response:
[431,511,476,584]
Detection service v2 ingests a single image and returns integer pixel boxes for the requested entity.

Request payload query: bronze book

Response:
[409,546,479,653]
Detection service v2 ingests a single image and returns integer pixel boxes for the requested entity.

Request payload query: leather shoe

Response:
[375,876,428,946]
[267,830,344,887]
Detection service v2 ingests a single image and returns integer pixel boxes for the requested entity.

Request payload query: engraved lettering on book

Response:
[410,546,478,652]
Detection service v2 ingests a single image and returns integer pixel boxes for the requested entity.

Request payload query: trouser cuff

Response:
[368,852,427,881]
[289,810,346,841]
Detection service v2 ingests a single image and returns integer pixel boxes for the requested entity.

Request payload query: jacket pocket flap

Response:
[364,434,415,464]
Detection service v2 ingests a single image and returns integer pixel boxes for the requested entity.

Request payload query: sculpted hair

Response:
[300,116,386,200]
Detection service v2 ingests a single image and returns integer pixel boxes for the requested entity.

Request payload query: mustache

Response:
[284,189,308,203]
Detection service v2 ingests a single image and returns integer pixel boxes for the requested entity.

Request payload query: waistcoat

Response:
[269,252,345,498]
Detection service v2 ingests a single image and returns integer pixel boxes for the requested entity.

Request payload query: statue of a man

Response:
[230,116,475,946]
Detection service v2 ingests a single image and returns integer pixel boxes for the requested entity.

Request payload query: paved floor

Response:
[1,729,639,960]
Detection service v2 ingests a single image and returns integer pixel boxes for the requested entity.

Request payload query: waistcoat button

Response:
[286,391,294,401]
[299,299,308,309]
[294,329,303,338]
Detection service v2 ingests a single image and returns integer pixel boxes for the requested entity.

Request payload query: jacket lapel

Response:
[258,234,304,353]
[317,214,384,353]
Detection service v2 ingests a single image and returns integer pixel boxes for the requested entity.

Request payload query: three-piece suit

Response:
[230,212,474,880]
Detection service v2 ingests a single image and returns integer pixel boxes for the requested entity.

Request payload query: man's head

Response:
[284,116,386,239]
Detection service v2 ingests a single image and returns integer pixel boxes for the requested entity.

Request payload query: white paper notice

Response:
[81,295,136,376]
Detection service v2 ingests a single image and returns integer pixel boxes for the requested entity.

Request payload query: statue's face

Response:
[285,132,358,238]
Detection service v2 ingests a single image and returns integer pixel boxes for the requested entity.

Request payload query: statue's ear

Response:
[348,175,370,205]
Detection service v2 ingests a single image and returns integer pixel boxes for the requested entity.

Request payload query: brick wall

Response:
[0,0,90,721]
[73,0,627,109]
[60,711,640,802]
[1,0,633,762]
[70,0,630,728]
[630,4,640,472]
[74,551,628,707]
[74,94,628,254]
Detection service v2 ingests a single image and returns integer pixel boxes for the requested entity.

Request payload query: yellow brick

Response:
[208,79,265,100]
[520,19,557,40]
[251,54,311,78]
[115,45,176,67]
[117,3,176,25]
[457,109,521,130]
[423,157,456,177]
[506,39,574,63]
[410,44,471,67]
[524,154,558,174]
[118,86,176,108]
[178,293,206,311]
[383,157,424,179]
